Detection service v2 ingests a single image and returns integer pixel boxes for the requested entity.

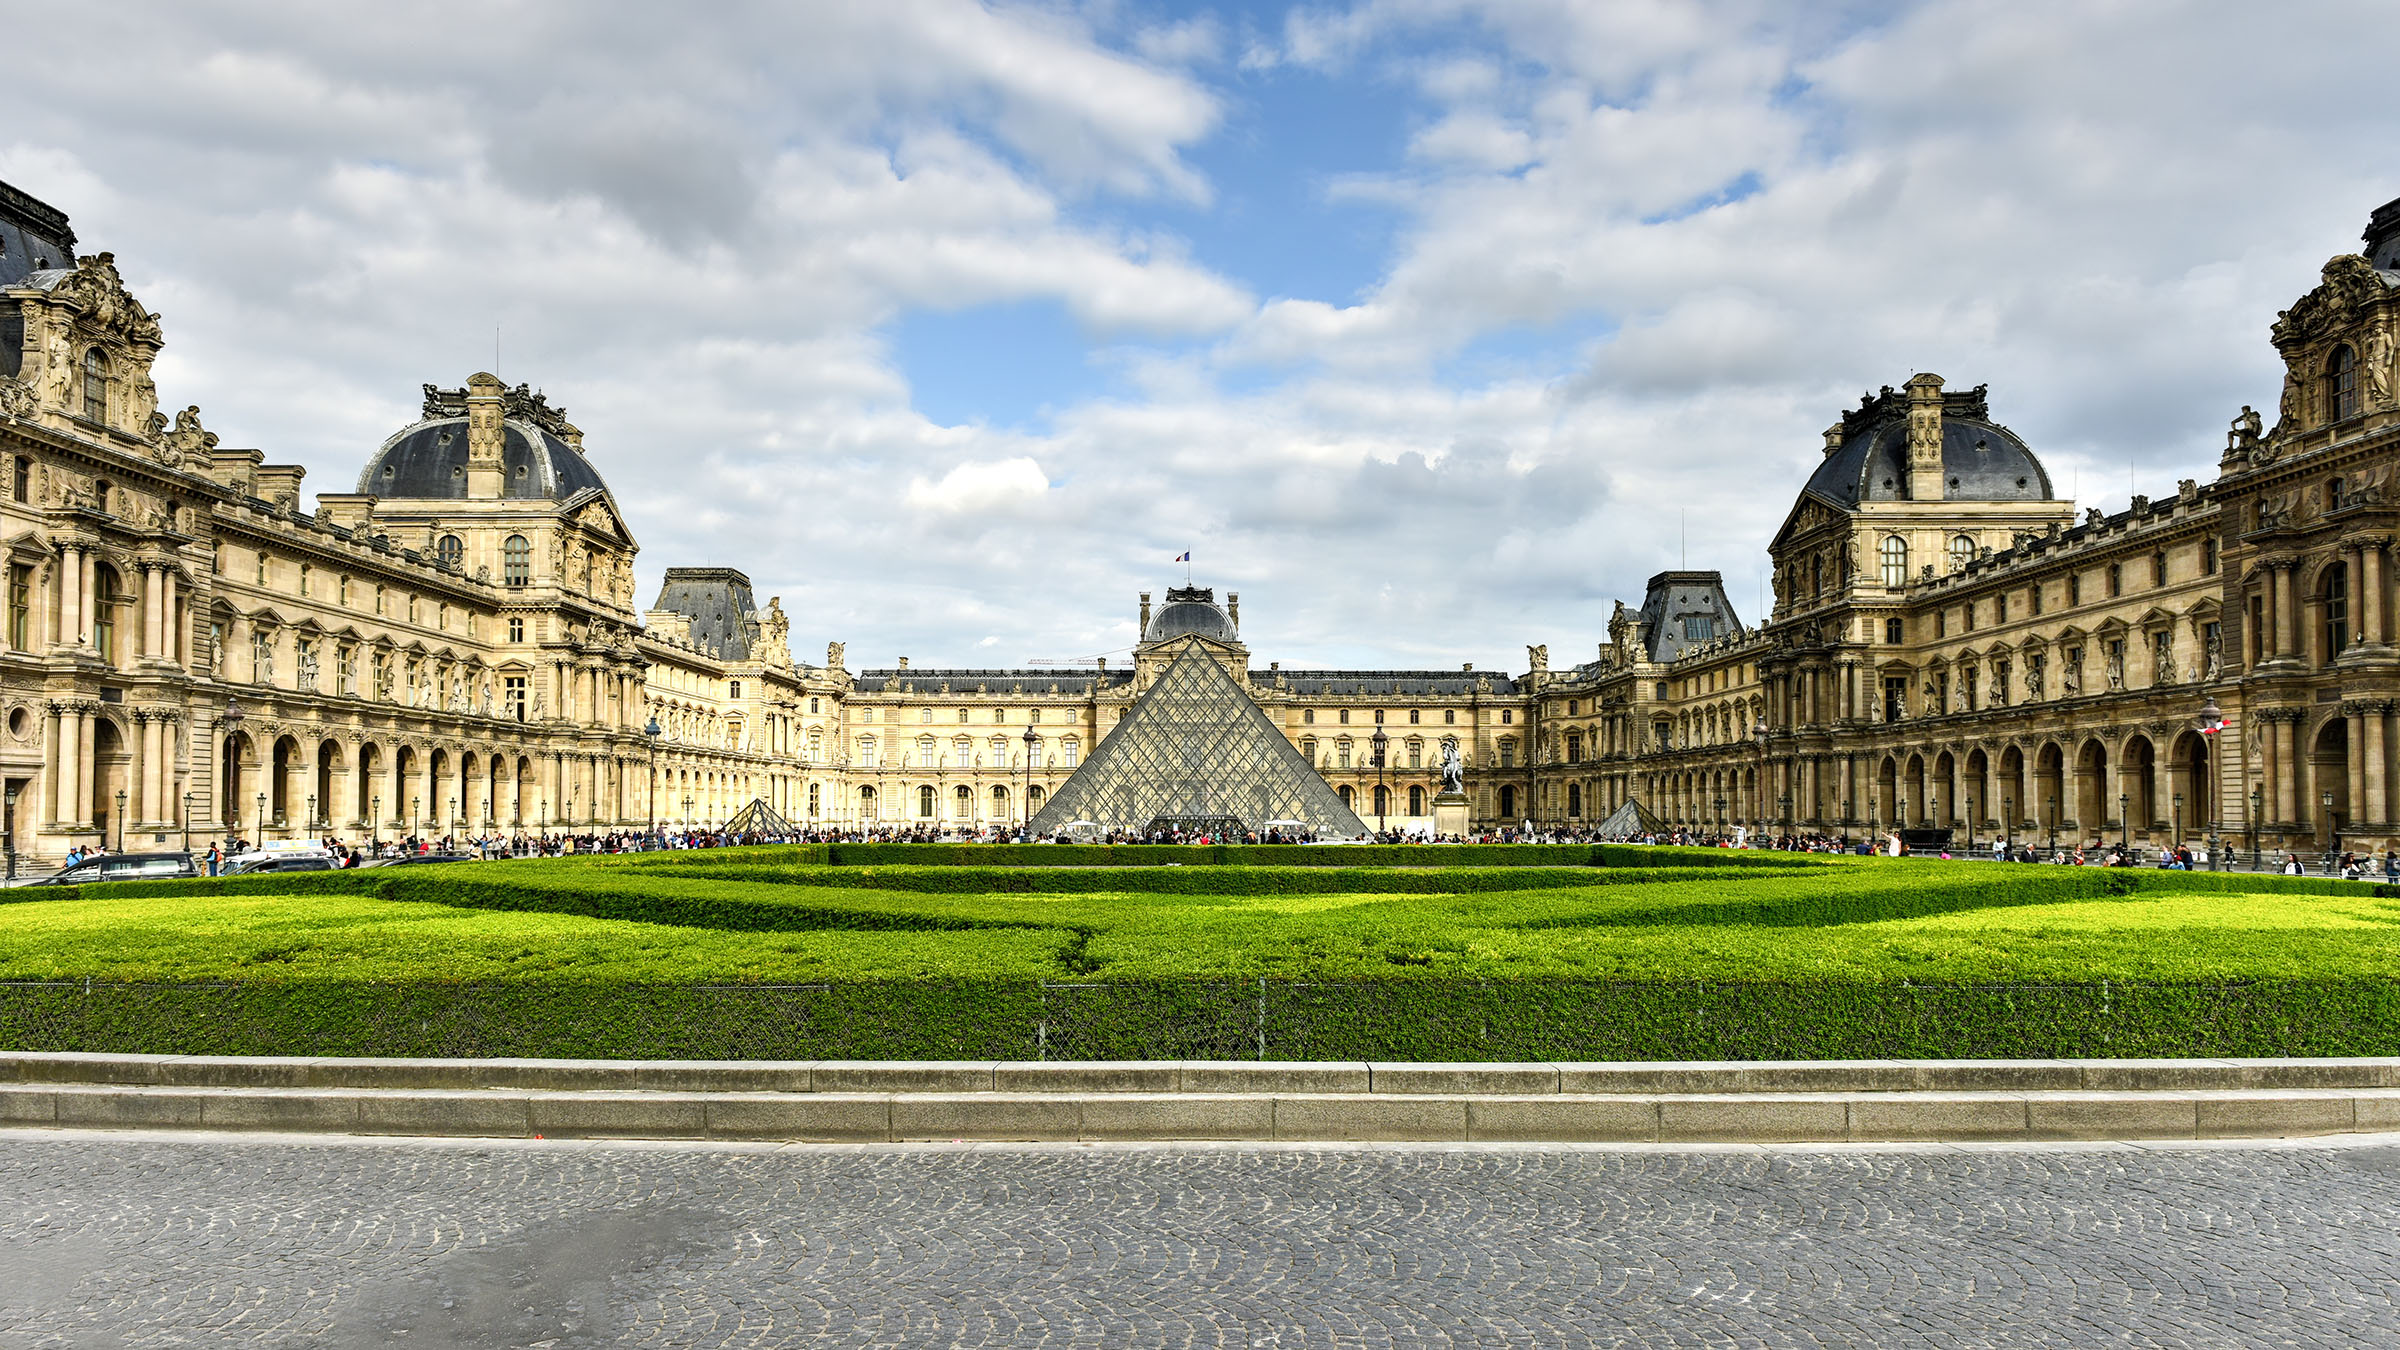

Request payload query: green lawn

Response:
[2,845,2394,1060]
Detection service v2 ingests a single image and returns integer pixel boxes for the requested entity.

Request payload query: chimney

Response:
[1904,372,1945,501]
[1822,424,1845,457]
[897,656,908,670]
[1139,591,1151,635]
[1227,592,1239,631]
[465,371,506,497]
[1462,662,1473,672]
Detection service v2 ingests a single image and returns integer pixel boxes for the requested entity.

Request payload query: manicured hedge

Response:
[620,863,1813,897]
[5,976,2397,1061]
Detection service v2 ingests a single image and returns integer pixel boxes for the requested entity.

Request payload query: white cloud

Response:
[905,458,1053,514]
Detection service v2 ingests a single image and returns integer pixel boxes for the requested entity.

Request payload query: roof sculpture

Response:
[1028,642,1367,837]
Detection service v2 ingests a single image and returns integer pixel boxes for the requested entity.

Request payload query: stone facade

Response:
[1,178,2394,859]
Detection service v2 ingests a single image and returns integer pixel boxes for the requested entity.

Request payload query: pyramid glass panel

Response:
[1028,643,1367,837]
[721,797,800,837]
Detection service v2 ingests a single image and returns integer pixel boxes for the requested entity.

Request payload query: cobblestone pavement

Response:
[4,1132,2398,1348]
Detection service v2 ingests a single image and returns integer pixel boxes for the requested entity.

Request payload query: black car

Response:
[18,851,201,887]
[222,855,338,875]
[359,853,479,867]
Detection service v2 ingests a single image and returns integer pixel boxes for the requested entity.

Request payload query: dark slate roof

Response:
[1636,571,1744,664]
[0,181,76,290]
[356,417,608,502]
[851,668,1132,696]
[1801,385,2051,507]
[651,568,757,661]
[1143,585,1236,644]
[1263,670,1518,696]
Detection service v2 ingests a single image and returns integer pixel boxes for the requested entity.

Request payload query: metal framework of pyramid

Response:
[1591,797,1666,839]
[720,797,800,838]
[1028,643,1367,837]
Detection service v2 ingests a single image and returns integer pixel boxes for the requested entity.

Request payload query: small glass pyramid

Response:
[1028,642,1367,837]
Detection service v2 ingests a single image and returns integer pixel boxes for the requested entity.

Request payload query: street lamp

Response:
[180,790,195,857]
[372,794,382,848]
[644,715,662,838]
[113,788,126,852]
[2323,787,2339,860]
[1713,795,1727,836]
[2047,794,2059,852]
[683,794,694,835]
[2118,792,2130,850]
[2197,695,2226,870]
[1839,798,1851,848]
[1964,792,1975,855]
[254,791,266,850]
[220,699,247,847]
[2003,795,2014,855]
[2172,792,2184,852]
[1777,792,1792,840]
[1022,726,1037,837]
[410,794,420,845]
[2249,785,2264,867]
[1371,726,1389,835]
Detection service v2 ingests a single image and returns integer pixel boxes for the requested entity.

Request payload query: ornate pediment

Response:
[49,253,163,348]
[2274,254,2391,348]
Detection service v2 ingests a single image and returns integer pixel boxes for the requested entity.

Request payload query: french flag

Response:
[1174,551,1190,562]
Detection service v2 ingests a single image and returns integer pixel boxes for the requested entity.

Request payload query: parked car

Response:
[359,852,479,867]
[222,853,337,875]
[11,851,200,887]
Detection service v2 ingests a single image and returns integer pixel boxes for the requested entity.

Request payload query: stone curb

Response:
[3,1082,2397,1144]
[12,1053,2400,1095]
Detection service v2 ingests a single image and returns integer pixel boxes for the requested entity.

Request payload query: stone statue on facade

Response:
[297,645,318,690]
[1525,644,1547,671]
[2368,324,2396,408]
[761,597,792,668]
[1437,740,1465,795]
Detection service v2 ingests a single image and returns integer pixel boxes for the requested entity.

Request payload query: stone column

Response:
[161,570,180,666]
[2274,713,2299,826]
[2364,703,2390,827]
[136,713,157,825]
[2348,703,2370,832]
[2274,561,2298,659]
[44,703,63,824]
[56,546,81,651]
[2364,540,2390,647]
[58,705,85,828]
[77,549,94,648]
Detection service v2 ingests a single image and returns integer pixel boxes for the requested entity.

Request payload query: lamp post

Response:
[644,715,662,839]
[113,788,126,852]
[2323,788,2339,862]
[254,791,265,851]
[2003,796,2014,855]
[220,699,246,848]
[372,794,381,848]
[1751,717,1770,838]
[2172,792,2184,853]
[2047,794,2059,853]
[306,794,317,840]
[1371,726,1389,835]
[1022,726,1037,838]
[1713,795,1727,837]
[410,795,420,847]
[683,794,694,836]
[1964,792,1975,856]
[2197,695,2226,870]
[1777,792,1792,841]
[2250,786,2264,868]
[2118,792,2130,851]
[1840,798,1852,848]
[180,790,195,857]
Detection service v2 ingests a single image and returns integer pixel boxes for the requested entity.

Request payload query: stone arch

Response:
[2075,738,2110,842]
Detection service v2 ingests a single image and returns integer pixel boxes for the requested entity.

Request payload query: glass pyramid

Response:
[1591,798,1665,839]
[720,797,800,838]
[1028,642,1367,837]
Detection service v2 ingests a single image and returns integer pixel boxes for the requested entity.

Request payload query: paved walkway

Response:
[4,1130,2396,1347]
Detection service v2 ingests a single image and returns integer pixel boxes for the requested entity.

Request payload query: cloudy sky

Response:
[2,0,2393,672]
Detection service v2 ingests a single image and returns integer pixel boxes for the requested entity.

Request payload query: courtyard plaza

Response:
[3,1129,2397,1348]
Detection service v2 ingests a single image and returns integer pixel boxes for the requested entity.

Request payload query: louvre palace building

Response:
[1,173,2397,862]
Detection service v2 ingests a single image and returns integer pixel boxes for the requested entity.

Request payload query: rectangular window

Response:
[2068,574,2082,606]
[2202,538,2219,575]
[1498,740,1516,768]
[1962,666,1978,710]
[729,681,742,699]
[1500,709,1512,724]
[255,553,268,586]
[2031,583,2043,617]
[1995,592,2007,623]
[1447,709,1458,724]
[1408,709,1420,724]
[1936,610,1947,639]
[1884,617,1903,644]
[505,676,527,722]
[1992,660,2010,707]
[507,617,524,642]
[1936,672,1950,711]
[6,564,27,651]
[1302,709,1314,725]
[10,457,27,504]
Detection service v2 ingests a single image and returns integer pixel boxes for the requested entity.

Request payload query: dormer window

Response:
[502,535,530,587]
[81,349,108,422]
[437,535,463,569]
[2327,344,2361,422]
[1948,534,1974,573]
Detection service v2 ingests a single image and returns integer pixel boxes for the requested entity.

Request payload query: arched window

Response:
[1408,785,1425,816]
[1338,784,1355,810]
[1028,784,1045,815]
[2327,344,2361,422]
[2324,562,2350,660]
[1948,534,1974,573]
[437,535,464,569]
[918,785,936,817]
[502,535,531,587]
[1372,785,1390,817]
[1567,783,1582,817]
[953,784,972,819]
[859,785,878,819]
[1880,535,1909,588]
[81,349,108,422]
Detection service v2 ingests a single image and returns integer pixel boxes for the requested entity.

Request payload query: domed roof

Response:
[1801,383,2052,507]
[356,381,608,502]
[1143,586,1236,644]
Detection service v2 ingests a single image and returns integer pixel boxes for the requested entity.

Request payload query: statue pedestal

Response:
[1432,791,1471,840]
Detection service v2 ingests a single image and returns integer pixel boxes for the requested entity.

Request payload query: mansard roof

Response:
[1800,383,2053,508]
